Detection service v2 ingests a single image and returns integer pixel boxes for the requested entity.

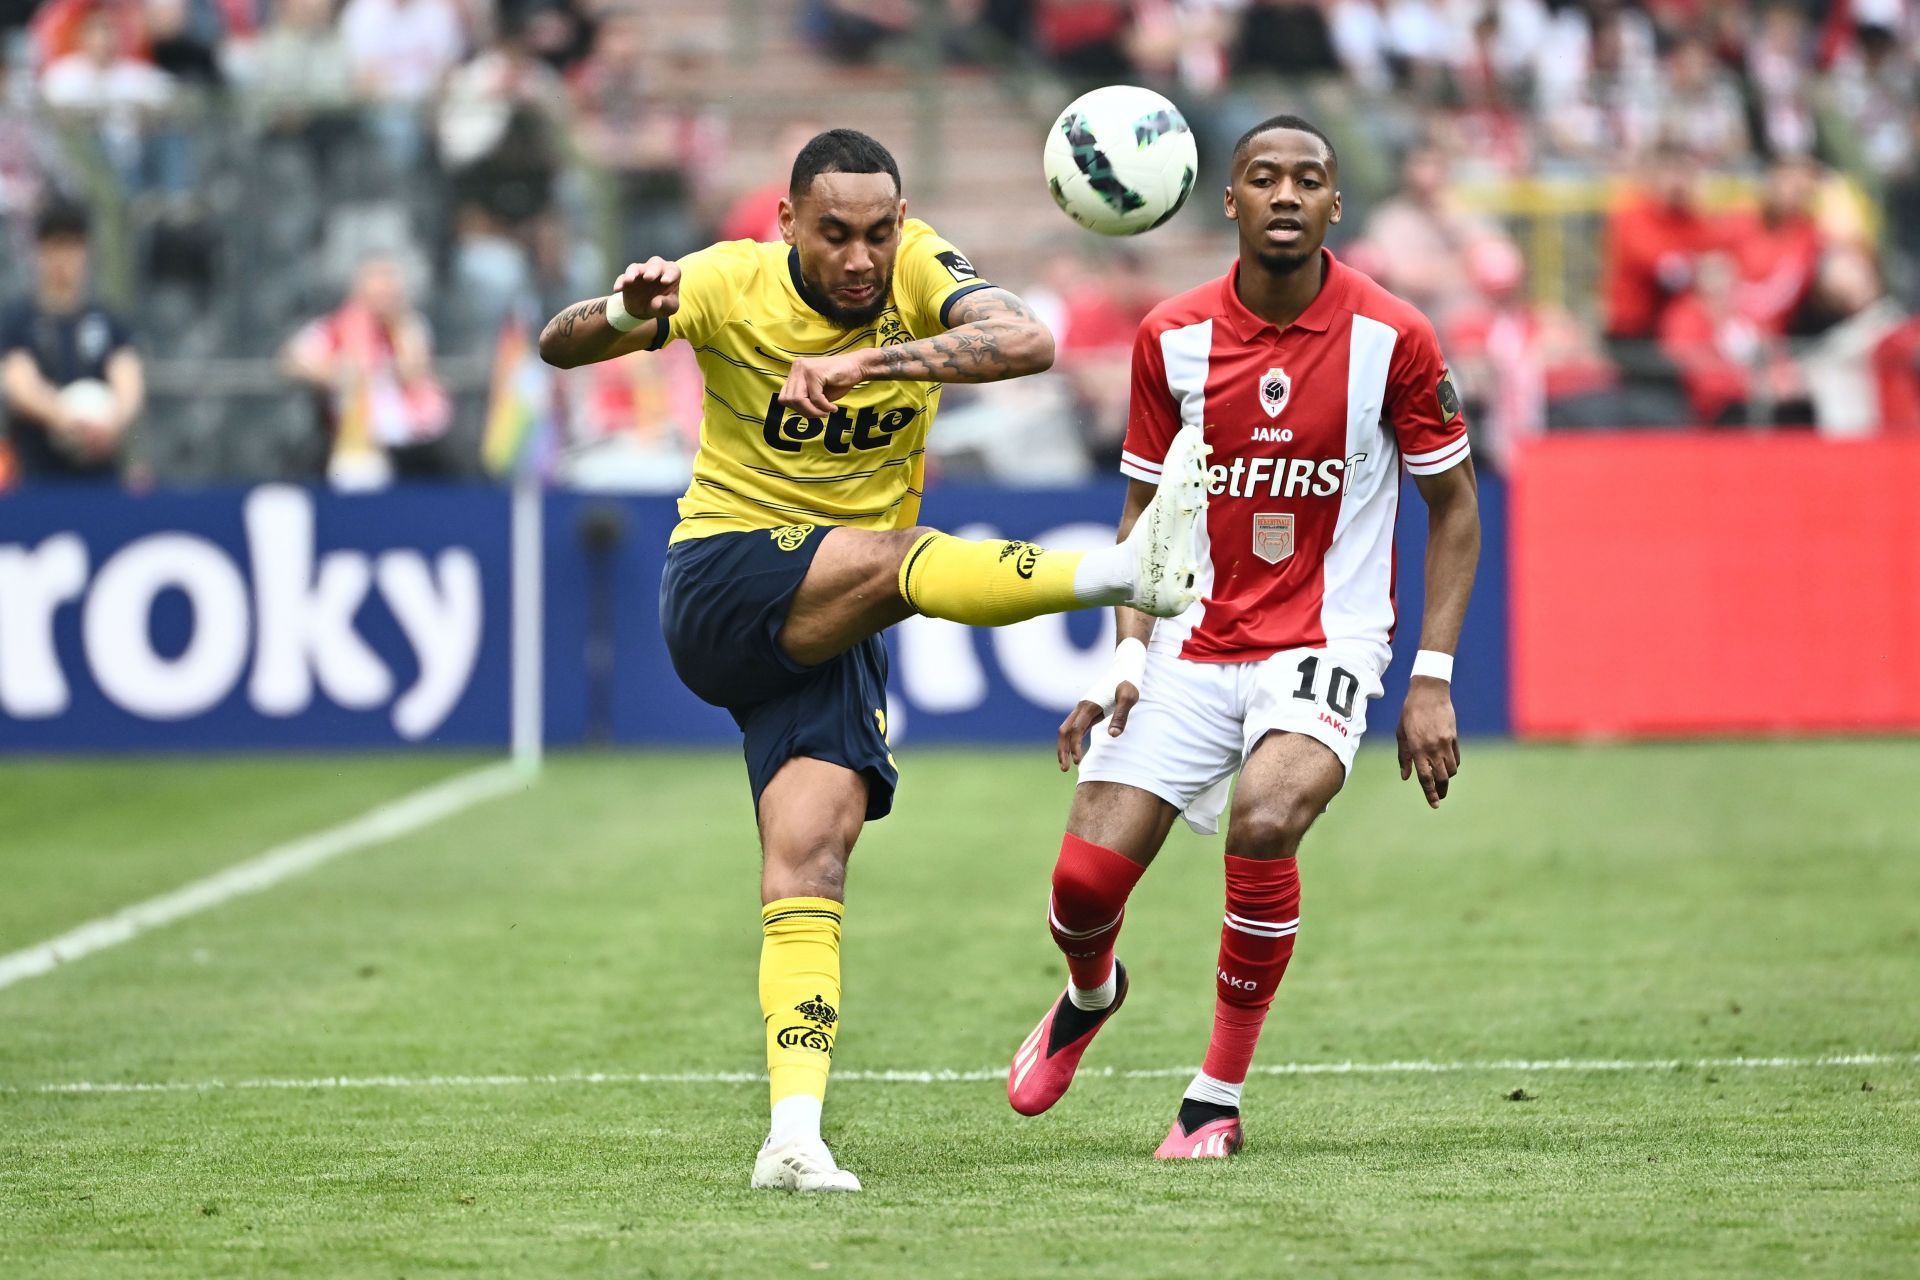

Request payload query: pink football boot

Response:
[1007,962,1129,1117]
[1154,1114,1245,1159]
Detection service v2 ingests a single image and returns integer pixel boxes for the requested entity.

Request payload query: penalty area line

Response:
[0,761,528,993]
[12,1053,1917,1096]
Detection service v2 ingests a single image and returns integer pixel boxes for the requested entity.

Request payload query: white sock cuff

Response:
[1067,966,1118,1012]
[1071,542,1135,605]
[1184,1071,1244,1108]
[766,1093,823,1149]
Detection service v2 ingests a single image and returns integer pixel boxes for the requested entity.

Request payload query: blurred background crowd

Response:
[0,0,1916,491]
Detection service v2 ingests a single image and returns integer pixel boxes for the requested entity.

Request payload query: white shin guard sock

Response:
[1067,966,1118,1012]
[765,1094,824,1151]
[1184,1071,1244,1109]
[1071,542,1136,605]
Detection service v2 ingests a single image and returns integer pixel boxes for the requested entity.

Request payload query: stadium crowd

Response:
[0,0,1916,488]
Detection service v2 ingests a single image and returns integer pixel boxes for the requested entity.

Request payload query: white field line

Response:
[11,1053,1916,1096]
[0,761,527,992]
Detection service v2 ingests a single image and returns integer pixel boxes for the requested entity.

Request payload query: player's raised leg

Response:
[749,758,867,1192]
[1008,782,1178,1116]
[776,426,1211,666]
[1156,731,1341,1160]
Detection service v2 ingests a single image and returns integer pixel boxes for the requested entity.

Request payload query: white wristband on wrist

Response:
[604,291,642,333]
[1411,649,1454,683]
[1081,637,1148,716]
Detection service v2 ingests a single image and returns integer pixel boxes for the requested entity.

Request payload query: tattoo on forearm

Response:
[554,301,602,340]
[867,287,1044,382]
[870,329,1012,380]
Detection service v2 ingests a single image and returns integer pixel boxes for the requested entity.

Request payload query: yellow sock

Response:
[760,897,844,1114]
[897,531,1130,627]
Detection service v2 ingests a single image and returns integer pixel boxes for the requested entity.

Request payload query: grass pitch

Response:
[2,742,1917,1278]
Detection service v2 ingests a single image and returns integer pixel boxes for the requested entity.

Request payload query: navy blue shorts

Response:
[660,524,897,821]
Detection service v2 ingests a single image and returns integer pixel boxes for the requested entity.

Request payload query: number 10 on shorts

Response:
[1291,654,1359,719]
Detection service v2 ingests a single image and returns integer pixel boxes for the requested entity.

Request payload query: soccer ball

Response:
[1043,85,1198,236]
[53,378,120,459]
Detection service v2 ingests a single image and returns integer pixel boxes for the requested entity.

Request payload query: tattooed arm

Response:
[538,257,678,368]
[777,286,1056,416]
[870,287,1055,381]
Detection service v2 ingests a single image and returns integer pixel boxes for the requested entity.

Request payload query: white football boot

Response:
[750,1139,863,1193]
[1123,425,1211,618]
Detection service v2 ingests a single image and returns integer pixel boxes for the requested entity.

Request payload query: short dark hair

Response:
[1232,115,1338,177]
[35,199,91,243]
[789,128,902,200]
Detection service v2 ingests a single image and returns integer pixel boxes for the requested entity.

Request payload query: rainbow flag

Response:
[482,310,559,477]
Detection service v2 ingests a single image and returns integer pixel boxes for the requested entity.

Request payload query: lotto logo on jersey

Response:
[762,396,921,454]
[1208,453,1368,500]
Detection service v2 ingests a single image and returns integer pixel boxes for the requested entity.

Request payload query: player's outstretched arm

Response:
[779,286,1054,416]
[1397,458,1481,808]
[538,257,679,369]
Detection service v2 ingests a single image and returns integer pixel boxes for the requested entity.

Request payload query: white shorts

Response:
[1078,643,1387,836]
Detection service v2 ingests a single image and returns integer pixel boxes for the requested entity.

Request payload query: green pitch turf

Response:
[2,742,1917,1278]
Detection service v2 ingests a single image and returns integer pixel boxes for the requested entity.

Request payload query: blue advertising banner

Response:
[0,486,511,749]
[539,474,1510,748]
[0,475,1507,751]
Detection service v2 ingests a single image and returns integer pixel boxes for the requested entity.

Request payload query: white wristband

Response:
[1411,649,1454,683]
[1081,637,1148,716]
[604,291,642,333]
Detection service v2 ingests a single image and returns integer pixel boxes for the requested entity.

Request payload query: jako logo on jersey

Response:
[1259,367,1291,418]
[1209,453,1368,499]
[762,396,921,454]
[1219,969,1259,992]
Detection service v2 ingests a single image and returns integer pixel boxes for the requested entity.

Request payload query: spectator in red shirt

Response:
[1658,251,1803,426]
[1722,154,1825,337]
[1602,141,1728,406]
[282,254,453,486]
[1658,251,1754,424]
[1603,142,1722,344]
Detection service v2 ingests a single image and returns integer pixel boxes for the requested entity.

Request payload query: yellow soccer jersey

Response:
[655,219,993,543]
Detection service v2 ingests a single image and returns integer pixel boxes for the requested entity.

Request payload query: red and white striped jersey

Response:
[1121,250,1470,664]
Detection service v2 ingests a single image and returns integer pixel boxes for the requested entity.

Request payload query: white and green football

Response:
[1042,84,1198,236]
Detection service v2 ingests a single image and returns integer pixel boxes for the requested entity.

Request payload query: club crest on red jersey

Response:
[1258,367,1291,419]
[1252,512,1294,564]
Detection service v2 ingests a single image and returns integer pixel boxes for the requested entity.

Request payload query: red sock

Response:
[1202,854,1301,1085]
[1047,833,1148,991]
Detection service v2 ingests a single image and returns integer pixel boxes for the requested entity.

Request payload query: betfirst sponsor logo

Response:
[0,487,481,737]
[1208,453,1368,500]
